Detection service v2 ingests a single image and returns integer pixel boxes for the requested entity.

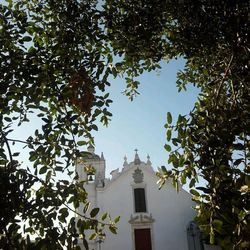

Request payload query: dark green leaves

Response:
[90,207,100,218]
[0,0,122,247]
[20,36,32,42]
[166,129,171,142]
[190,189,200,197]
[154,3,250,249]
[167,112,172,124]
[77,141,87,146]
[164,144,171,152]
[4,117,12,122]
[58,208,69,223]
[39,166,47,175]
[109,224,117,234]
[1,1,249,249]
[114,216,120,224]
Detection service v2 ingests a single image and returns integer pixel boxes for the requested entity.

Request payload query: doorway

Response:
[134,228,152,250]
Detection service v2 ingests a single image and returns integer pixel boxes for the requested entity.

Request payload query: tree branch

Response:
[63,202,112,227]
[215,54,234,103]
[1,131,13,169]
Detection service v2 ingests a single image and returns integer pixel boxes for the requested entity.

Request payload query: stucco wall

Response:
[93,165,196,250]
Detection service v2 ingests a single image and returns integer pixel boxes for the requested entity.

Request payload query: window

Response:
[134,188,146,212]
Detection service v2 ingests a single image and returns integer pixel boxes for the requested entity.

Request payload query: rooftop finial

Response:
[123,155,128,166]
[101,152,105,160]
[134,149,141,165]
[147,154,152,165]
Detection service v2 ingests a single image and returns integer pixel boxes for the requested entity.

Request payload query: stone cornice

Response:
[128,213,155,224]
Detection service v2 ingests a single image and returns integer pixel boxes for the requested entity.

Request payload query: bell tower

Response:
[76,145,106,186]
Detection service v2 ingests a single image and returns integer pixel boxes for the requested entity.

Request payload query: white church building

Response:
[76,146,199,250]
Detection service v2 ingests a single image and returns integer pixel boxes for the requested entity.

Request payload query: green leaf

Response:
[39,166,47,175]
[89,233,97,240]
[181,172,187,185]
[28,46,36,53]
[164,144,171,152]
[109,225,117,234]
[161,165,167,174]
[114,216,120,223]
[77,141,87,146]
[22,36,32,42]
[213,219,223,230]
[83,202,90,213]
[45,170,52,183]
[167,112,172,124]
[166,129,172,141]
[55,166,63,172]
[101,212,108,221]
[234,159,242,166]
[91,124,98,131]
[90,207,99,218]
[189,178,196,188]
[190,189,200,196]
[112,67,117,78]
[83,239,89,250]
[4,117,12,122]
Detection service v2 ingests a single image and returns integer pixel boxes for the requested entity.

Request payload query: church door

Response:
[134,228,152,250]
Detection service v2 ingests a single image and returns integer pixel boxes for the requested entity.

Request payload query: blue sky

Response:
[8,58,199,180]
[92,59,199,176]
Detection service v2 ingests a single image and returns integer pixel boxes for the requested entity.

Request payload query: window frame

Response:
[134,187,147,213]
[132,183,148,213]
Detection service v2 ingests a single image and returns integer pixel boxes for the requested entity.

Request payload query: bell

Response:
[88,174,94,182]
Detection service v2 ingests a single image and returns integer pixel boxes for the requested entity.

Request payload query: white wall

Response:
[94,165,196,250]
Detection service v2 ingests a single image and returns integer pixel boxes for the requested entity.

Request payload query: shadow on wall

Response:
[187,221,221,250]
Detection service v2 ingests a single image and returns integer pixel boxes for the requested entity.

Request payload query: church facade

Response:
[76,146,197,250]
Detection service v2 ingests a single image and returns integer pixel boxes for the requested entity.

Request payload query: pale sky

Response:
[8,58,199,180]
[92,59,199,176]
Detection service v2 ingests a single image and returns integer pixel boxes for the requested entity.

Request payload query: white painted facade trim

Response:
[76,148,196,250]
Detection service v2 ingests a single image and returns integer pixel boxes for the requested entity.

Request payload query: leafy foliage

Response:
[103,2,250,247]
[0,0,120,248]
[1,0,249,249]
[152,2,249,249]
[104,0,250,249]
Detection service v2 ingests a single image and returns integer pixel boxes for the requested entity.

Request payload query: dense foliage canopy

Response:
[0,0,249,249]
[0,0,119,248]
